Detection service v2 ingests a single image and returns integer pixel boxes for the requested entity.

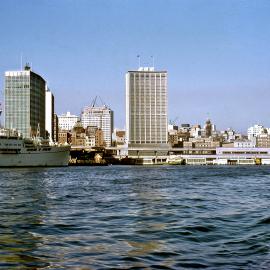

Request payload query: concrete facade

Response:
[126,67,168,147]
[58,112,79,131]
[45,88,54,140]
[81,105,113,147]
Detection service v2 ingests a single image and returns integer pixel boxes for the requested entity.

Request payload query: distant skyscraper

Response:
[4,64,46,138]
[45,87,55,140]
[126,67,168,146]
[81,105,113,147]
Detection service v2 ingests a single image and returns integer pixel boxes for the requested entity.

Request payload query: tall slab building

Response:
[126,67,168,147]
[45,87,55,141]
[4,65,46,138]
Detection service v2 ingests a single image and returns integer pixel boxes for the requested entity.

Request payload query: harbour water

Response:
[0,166,270,269]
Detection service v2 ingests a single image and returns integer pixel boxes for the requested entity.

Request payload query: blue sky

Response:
[0,0,270,132]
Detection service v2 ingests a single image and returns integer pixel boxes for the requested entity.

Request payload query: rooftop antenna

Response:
[137,55,141,68]
[20,53,23,70]
[151,55,155,68]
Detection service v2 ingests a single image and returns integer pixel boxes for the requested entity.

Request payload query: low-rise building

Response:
[58,111,80,131]
[85,126,97,147]
[234,139,256,148]
[168,131,178,147]
[179,124,191,133]
[257,133,270,148]
[190,125,201,138]
[168,124,178,132]
[195,141,221,148]
[95,128,105,147]
[115,130,126,146]
[71,121,86,146]
[58,130,72,144]
[183,141,194,148]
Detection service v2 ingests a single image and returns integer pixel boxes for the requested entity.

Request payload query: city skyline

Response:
[0,1,270,132]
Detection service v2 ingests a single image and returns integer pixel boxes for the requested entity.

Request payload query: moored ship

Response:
[0,129,70,167]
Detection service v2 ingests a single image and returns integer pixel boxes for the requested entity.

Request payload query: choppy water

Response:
[0,166,270,269]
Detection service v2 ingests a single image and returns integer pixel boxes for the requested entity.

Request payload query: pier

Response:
[69,146,270,165]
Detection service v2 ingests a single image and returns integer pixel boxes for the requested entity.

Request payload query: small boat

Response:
[167,155,183,165]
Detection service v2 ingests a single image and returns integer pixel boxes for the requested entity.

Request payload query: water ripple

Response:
[0,166,270,269]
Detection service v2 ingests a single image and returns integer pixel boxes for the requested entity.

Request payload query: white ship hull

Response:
[0,131,70,167]
[0,147,70,167]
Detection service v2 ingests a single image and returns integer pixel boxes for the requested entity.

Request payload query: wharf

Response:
[69,146,270,166]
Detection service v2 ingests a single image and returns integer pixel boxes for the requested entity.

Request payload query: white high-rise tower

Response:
[126,67,168,147]
[45,86,55,141]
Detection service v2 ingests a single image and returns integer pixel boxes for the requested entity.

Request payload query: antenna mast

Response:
[151,55,155,68]
[137,55,141,68]
[20,53,23,70]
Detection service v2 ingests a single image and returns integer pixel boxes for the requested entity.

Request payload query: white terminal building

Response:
[126,67,168,147]
[81,105,114,147]
[58,111,79,131]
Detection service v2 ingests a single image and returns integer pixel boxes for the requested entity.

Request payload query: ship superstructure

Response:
[0,129,70,167]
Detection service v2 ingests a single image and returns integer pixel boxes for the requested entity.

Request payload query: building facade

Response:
[126,67,168,147]
[53,114,59,142]
[257,133,270,148]
[247,124,264,140]
[58,112,79,131]
[58,130,72,144]
[81,105,113,147]
[204,119,212,138]
[115,129,126,146]
[234,139,256,148]
[45,87,55,140]
[4,65,46,138]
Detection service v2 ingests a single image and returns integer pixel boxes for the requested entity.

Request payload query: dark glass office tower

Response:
[4,64,46,138]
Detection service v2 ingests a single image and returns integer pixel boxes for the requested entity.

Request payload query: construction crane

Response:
[89,96,107,108]
[169,117,179,125]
